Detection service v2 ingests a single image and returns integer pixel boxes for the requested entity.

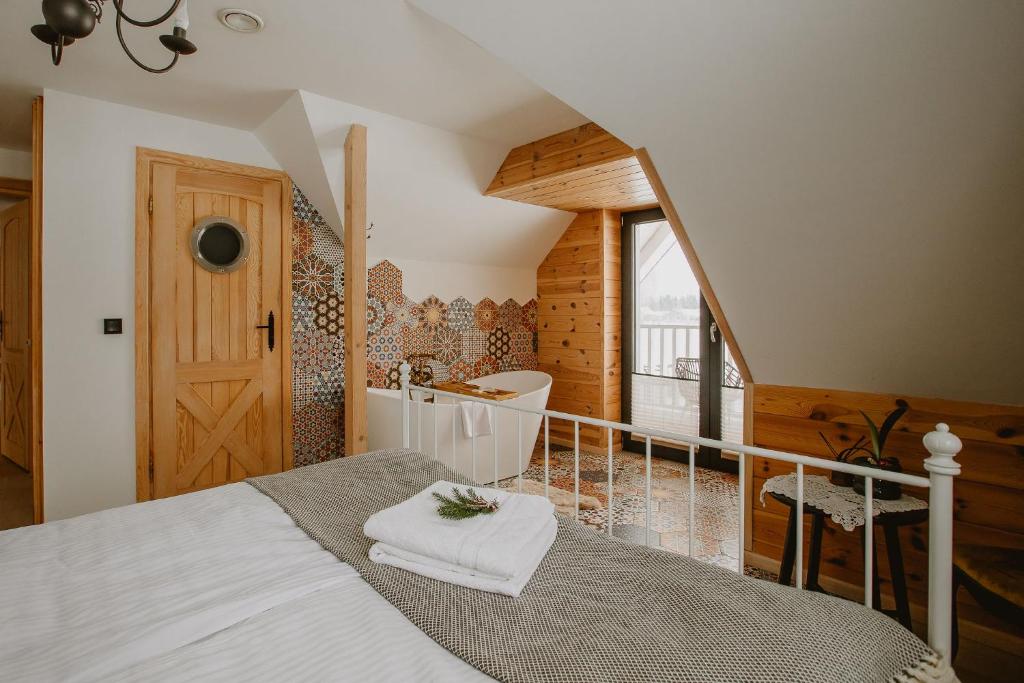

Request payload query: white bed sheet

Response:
[0,483,490,682]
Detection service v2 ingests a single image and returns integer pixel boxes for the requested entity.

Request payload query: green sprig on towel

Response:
[433,487,501,520]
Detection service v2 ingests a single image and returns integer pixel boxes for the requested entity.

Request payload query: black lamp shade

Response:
[41,0,97,40]
[159,27,197,55]
[31,24,76,46]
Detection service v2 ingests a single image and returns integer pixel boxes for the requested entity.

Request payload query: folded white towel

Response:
[459,401,493,438]
[369,516,557,597]
[363,480,555,580]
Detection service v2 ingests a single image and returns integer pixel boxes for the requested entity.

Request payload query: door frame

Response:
[620,207,685,462]
[0,97,44,523]
[134,147,294,502]
[619,207,737,473]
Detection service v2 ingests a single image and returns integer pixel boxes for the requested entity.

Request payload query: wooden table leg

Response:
[806,512,824,591]
[873,540,881,610]
[778,503,797,586]
[884,523,912,629]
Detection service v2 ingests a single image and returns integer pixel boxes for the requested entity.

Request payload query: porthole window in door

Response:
[189,216,250,273]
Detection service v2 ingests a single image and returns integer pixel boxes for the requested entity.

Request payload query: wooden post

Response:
[31,96,44,523]
[343,124,368,455]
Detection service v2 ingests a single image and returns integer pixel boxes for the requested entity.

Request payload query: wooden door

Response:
[0,200,30,471]
[139,151,292,500]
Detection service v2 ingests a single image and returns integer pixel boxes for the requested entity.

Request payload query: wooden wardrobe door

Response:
[149,162,286,498]
[0,200,30,471]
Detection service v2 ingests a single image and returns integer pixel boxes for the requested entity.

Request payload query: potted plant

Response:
[817,432,869,487]
[849,404,908,500]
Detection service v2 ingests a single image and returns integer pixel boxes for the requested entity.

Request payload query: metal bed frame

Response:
[397,363,962,659]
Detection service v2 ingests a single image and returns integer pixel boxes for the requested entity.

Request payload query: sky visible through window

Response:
[635,220,700,327]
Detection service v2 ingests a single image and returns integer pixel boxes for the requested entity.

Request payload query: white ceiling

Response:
[298,89,572,268]
[0,0,586,150]
[416,0,1024,405]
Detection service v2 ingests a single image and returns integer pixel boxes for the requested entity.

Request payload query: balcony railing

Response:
[636,323,744,389]
[636,323,700,377]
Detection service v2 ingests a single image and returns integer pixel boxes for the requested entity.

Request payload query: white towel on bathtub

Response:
[363,480,556,596]
[459,401,493,438]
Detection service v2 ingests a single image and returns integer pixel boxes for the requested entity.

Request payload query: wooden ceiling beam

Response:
[485,123,654,212]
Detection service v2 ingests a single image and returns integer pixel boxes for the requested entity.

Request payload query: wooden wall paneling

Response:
[30,97,44,522]
[538,211,603,449]
[635,148,751,383]
[747,383,1024,659]
[343,124,368,455]
[537,209,622,451]
[601,209,622,448]
[742,383,754,551]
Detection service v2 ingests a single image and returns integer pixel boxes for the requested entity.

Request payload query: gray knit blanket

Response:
[248,449,955,683]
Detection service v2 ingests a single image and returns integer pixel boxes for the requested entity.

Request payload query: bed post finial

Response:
[400,362,411,449]
[922,423,962,661]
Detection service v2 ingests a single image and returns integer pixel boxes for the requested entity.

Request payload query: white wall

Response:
[297,90,571,296]
[417,0,1024,406]
[42,90,279,521]
[381,257,536,305]
[39,88,555,520]
[257,89,560,305]
[255,92,346,234]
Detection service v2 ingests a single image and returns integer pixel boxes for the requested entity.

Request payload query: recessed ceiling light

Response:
[218,9,264,33]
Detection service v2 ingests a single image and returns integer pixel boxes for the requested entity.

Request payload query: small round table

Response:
[760,473,929,629]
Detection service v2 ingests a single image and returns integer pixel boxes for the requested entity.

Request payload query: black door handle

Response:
[256,311,275,352]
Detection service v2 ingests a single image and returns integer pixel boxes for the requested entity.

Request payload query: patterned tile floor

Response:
[500,448,775,579]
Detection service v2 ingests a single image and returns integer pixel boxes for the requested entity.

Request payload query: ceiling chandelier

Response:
[31,0,197,74]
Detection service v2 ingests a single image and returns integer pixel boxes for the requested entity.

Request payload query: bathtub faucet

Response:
[404,353,435,388]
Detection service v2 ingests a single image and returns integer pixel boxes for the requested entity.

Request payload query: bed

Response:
[0,368,962,681]
[0,480,488,682]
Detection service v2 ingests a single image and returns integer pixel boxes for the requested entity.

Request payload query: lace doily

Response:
[759,474,928,531]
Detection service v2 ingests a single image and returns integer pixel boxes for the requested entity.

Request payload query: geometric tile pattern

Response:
[446,296,475,331]
[473,298,498,331]
[500,449,749,573]
[313,291,343,336]
[291,198,541,464]
[365,260,538,392]
[487,327,512,359]
[367,260,403,305]
[291,187,345,468]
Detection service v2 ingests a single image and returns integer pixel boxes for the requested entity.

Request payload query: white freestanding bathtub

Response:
[367,371,552,485]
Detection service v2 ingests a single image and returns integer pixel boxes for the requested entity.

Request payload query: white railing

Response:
[397,364,962,660]
[637,323,700,376]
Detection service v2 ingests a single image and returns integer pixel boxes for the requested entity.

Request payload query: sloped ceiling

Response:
[256,89,573,266]
[0,0,586,149]
[256,92,346,233]
[415,0,1024,406]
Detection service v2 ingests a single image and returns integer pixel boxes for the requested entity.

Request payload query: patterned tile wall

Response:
[291,187,540,465]
[292,188,345,467]
[366,260,538,390]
